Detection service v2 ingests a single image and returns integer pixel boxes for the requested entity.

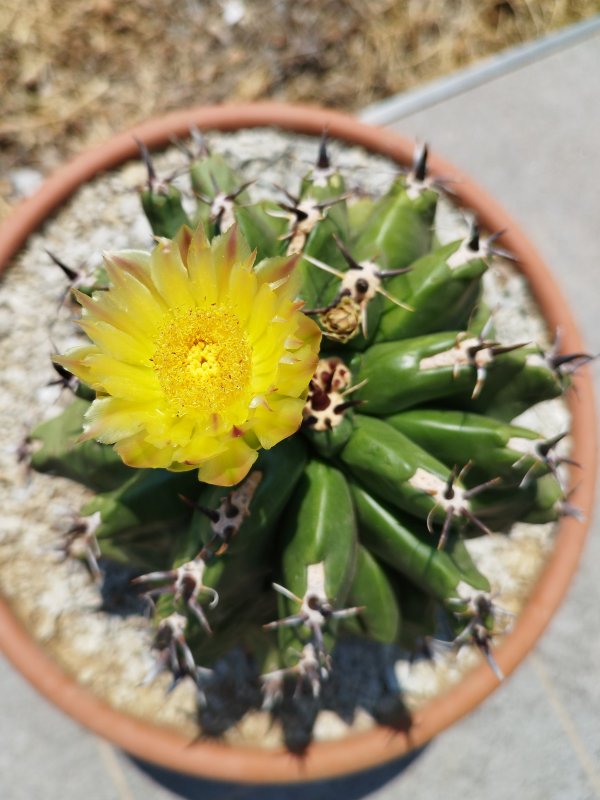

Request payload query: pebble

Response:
[10,168,44,198]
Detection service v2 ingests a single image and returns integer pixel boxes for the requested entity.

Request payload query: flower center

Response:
[152,307,252,415]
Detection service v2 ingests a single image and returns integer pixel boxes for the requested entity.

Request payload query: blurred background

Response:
[1,0,599,222]
[2,3,600,799]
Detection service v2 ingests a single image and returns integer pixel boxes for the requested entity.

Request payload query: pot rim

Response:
[0,101,596,784]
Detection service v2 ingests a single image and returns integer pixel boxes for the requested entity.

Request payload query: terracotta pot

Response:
[0,102,596,784]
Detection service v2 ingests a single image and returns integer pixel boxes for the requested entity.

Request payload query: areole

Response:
[0,102,596,783]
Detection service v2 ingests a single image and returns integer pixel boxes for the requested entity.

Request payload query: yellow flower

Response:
[56,225,321,486]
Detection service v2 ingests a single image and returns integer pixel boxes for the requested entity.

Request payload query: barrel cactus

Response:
[30,132,586,735]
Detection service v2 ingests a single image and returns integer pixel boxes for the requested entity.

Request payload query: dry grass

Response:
[1,0,598,219]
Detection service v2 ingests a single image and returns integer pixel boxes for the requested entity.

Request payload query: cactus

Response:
[29,132,588,737]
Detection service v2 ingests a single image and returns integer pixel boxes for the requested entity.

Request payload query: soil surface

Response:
[1,0,598,221]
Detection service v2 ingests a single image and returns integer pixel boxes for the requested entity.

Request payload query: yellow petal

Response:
[84,396,157,443]
[143,414,197,450]
[276,347,319,397]
[226,263,258,326]
[272,313,321,396]
[251,316,296,368]
[173,224,194,264]
[163,414,197,448]
[78,319,153,365]
[293,312,322,351]
[105,251,162,301]
[150,239,195,308]
[103,260,166,334]
[196,436,258,487]
[175,429,228,463]
[186,231,218,306]
[84,354,160,400]
[254,254,300,295]
[53,345,99,386]
[164,461,196,473]
[249,395,304,449]
[73,289,155,348]
[247,282,277,344]
[115,431,175,468]
[212,226,252,301]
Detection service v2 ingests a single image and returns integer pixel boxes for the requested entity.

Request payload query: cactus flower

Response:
[56,224,321,486]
